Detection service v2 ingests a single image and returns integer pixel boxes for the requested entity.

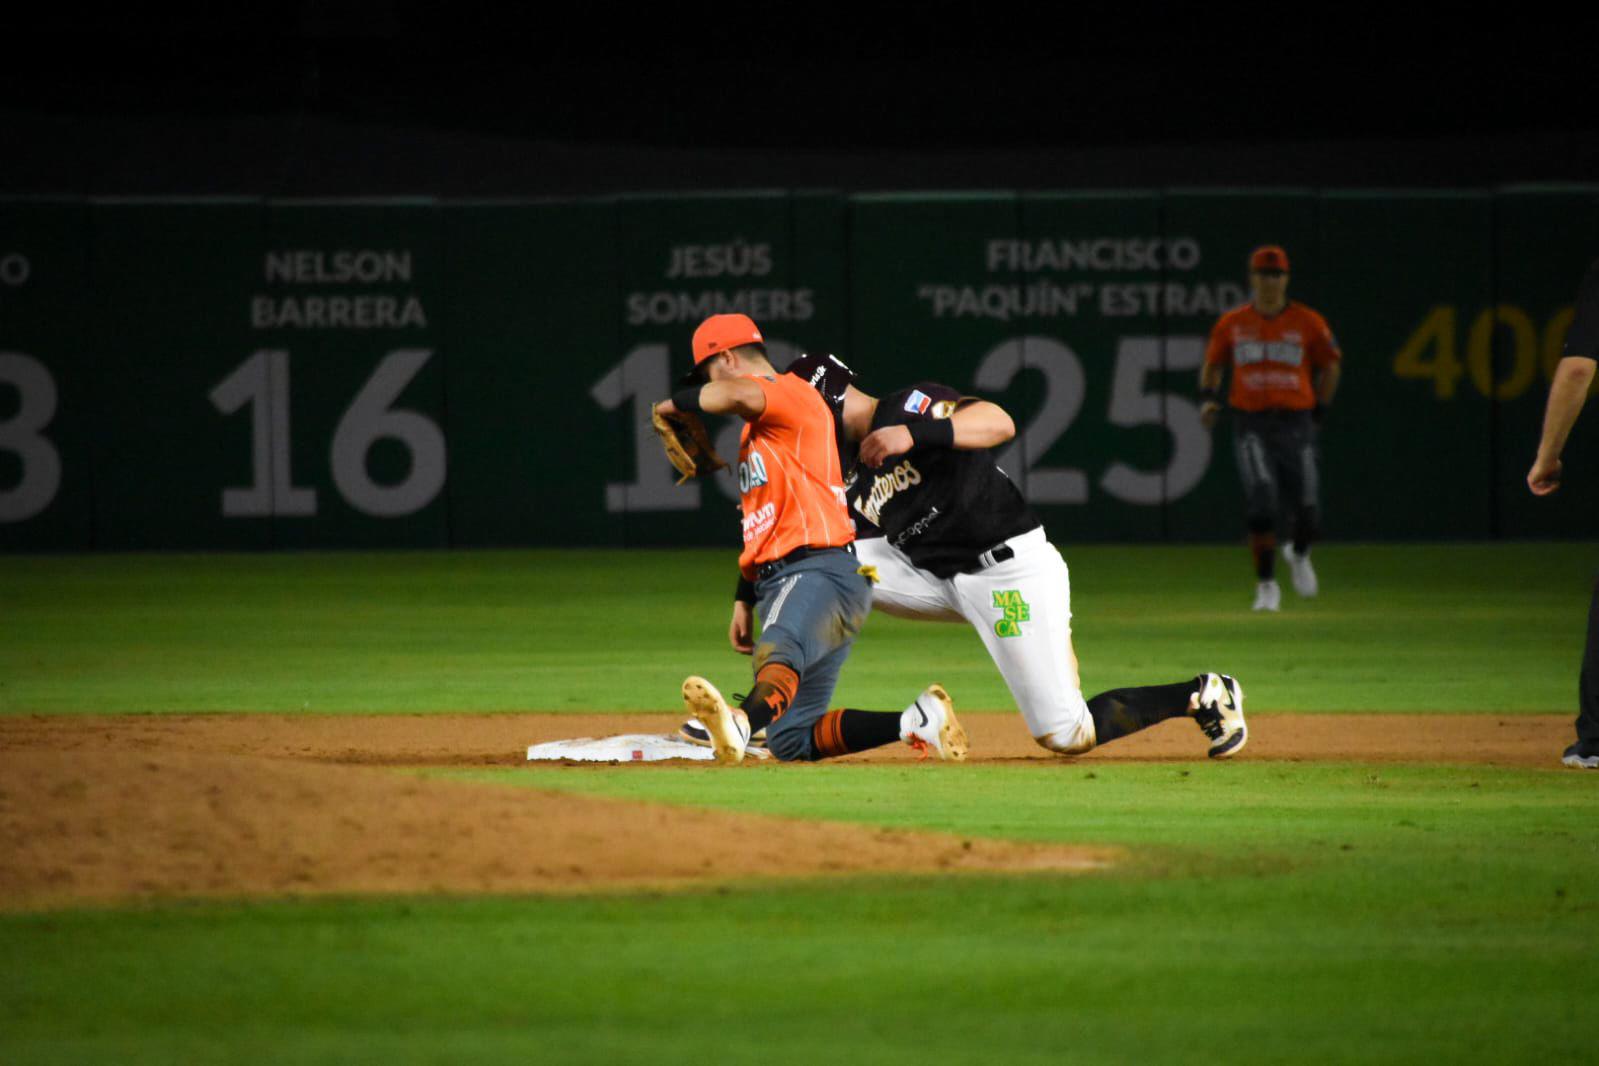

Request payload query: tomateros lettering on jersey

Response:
[736,372,853,578]
[850,382,1041,579]
[1205,301,1341,412]
[854,460,923,526]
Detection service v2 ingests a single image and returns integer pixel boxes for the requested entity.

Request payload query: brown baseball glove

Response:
[651,407,727,484]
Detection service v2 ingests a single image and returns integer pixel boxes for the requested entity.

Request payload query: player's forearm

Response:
[1199,363,1225,394]
[950,401,1015,449]
[1535,356,1597,462]
[1316,363,1341,406]
[695,378,766,419]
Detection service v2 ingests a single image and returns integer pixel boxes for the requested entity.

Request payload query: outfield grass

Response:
[0,542,1592,714]
[3,762,1594,1064]
[3,544,1596,1063]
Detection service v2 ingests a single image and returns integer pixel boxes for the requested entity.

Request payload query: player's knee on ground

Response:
[762,717,816,762]
[1032,726,1095,756]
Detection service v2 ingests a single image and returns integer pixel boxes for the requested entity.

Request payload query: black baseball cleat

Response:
[1562,743,1599,769]
[1194,673,1247,758]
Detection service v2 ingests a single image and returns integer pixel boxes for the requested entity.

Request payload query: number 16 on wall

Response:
[208,349,447,518]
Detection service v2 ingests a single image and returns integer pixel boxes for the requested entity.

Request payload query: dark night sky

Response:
[5,4,1596,194]
[12,5,1597,149]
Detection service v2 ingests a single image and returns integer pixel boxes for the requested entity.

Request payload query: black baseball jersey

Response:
[1563,257,1599,359]
[850,382,1041,578]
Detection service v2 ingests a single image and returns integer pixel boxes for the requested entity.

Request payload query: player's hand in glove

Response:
[651,401,727,484]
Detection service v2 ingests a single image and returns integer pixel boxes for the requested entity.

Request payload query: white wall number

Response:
[973,336,1089,504]
[590,344,699,512]
[208,350,316,516]
[210,349,446,519]
[0,352,62,522]
[331,349,447,517]
[1099,337,1211,505]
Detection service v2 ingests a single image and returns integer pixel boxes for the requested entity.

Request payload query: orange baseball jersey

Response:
[1204,301,1341,411]
[736,372,854,577]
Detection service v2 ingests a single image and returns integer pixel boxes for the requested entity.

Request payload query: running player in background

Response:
[653,314,965,765]
[1200,245,1342,612]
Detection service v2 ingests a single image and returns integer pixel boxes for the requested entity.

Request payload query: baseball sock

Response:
[1248,529,1277,580]
[739,662,799,735]
[1292,508,1319,555]
[811,708,902,759]
[1087,678,1202,745]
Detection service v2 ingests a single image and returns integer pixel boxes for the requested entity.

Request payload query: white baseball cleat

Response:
[1194,673,1247,758]
[1252,579,1282,612]
[681,676,750,765]
[900,684,968,762]
[678,717,768,752]
[1280,544,1319,597]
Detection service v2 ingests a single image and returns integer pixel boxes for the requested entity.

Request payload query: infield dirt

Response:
[0,712,1571,911]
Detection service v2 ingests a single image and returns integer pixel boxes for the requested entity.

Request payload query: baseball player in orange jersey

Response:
[1200,245,1342,611]
[683,353,1247,760]
[652,313,966,764]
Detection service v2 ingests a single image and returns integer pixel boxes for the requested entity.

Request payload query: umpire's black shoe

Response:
[1562,743,1599,769]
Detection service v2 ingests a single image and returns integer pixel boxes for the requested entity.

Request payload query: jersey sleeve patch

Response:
[903,389,933,414]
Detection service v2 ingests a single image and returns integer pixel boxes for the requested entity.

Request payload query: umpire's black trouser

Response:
[1579,575,1599,751]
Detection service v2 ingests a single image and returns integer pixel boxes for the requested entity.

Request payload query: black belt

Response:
[756,543,855,582]
[959,542,1015,574]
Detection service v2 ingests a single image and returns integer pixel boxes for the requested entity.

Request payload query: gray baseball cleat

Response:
[1194,673,1247,758]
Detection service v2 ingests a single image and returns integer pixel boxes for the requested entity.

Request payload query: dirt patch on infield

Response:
[0,711,1571,911]
[0,739,1110,912]
[0,711,1573,768]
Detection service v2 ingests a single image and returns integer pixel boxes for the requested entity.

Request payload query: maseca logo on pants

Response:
[992,590,1031,637]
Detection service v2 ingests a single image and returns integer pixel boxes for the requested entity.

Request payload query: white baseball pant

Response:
[855,527,1096,753]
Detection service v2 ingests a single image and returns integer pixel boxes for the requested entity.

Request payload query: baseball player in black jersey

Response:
[1528,256,1599,769]
[687,352,1248,758]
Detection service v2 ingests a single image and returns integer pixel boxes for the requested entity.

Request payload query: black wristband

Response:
[671,387,705,414]
[735,575,756,604]
[1200,387,1222,404]
[907,418,956,449]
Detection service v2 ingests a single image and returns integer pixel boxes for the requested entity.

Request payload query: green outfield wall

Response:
[1,188,1595,550]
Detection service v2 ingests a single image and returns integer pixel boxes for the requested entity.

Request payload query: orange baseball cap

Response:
[1250,245,1290,272]
[683,313,764,384]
